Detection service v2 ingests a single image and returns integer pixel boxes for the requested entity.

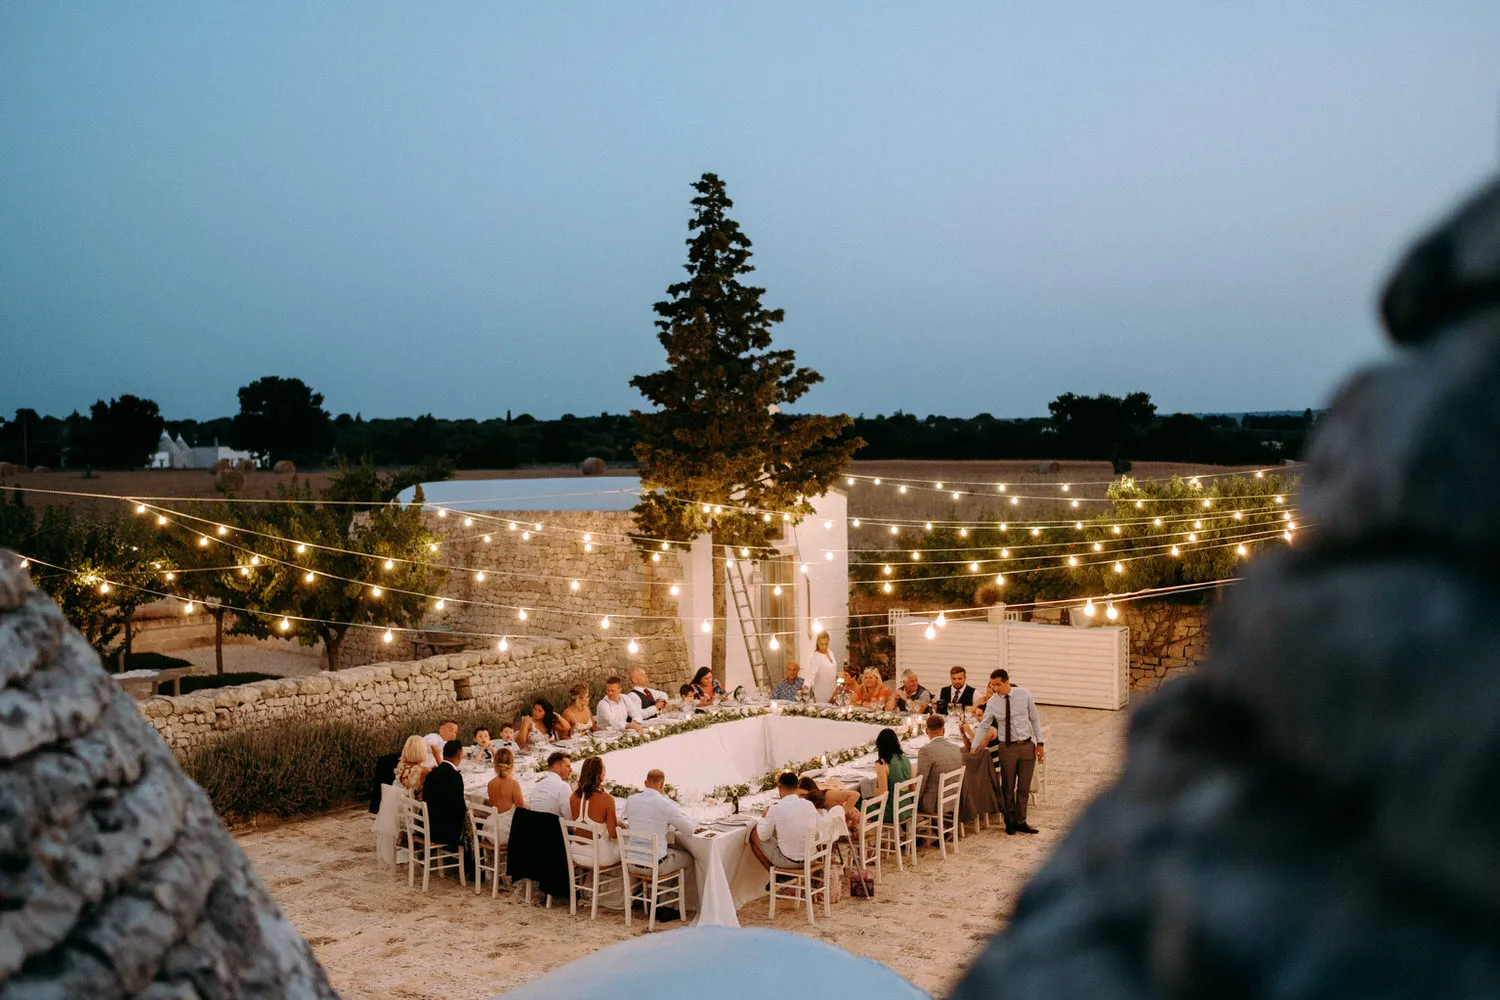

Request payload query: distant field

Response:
[2,459,1291,530]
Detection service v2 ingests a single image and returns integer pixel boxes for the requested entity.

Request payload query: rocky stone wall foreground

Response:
[0,552,336,999]
[953,178,1500,996]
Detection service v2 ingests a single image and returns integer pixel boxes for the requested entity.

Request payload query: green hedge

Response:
[183,707,506,824]
[165,671,278,696]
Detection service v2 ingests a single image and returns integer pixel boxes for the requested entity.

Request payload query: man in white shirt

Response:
[626,769,696,875]
[595,675,646,732]
[528,752,573,819]
[625,667,669,721]
[972,668,1046,834]
[750,771,820,870]
[423,720,458,766]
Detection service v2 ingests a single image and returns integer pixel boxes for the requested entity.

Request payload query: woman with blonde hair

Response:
[394,735,430,795]
[851,668,896,711]
[561,682,595,732]
[485,748,524,845]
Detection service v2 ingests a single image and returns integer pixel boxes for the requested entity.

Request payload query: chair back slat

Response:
[619,831,661,873]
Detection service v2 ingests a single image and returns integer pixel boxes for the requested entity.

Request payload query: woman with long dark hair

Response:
[874,727,913,823]
[567,756,620,864]
[691,666,723,706]
[518,697,570,747]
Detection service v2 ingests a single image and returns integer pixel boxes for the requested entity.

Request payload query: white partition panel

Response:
[1001,622,1129,710]
[893,618,1003,696]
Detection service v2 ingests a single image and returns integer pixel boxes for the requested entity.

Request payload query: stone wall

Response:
[137,634,682,758]
[339,509,687,677]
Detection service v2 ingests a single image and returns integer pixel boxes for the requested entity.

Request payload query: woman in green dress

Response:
[874,727,913,822]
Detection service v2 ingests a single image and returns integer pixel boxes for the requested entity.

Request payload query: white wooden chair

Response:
[914,768,964,859]
[1030,756,1047,805]
[376,783,413,871]
[403,798,465,891]
[620,831,685,932]
[853,791,887,881]
[768,817,840,923]
[561,816,623,919]
[467,800,508,897]
[878,774,923,871]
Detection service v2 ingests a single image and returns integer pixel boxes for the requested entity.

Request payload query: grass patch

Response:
[166,671,278,696]
[183,707,505,824]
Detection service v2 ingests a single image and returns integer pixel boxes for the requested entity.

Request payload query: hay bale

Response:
[29,466,51,474]
[235,458,256,473]
[579,456,608,476]
[0,462,19,476]
[214,468,245,493]
[273,460,296,475]
[212,458,232,474]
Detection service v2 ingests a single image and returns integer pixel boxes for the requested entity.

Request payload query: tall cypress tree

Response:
[631,173,863,675]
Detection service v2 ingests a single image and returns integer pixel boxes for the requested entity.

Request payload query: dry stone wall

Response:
[138,635,677,758]
[340,510,687,677]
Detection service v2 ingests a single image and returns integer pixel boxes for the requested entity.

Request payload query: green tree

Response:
[231,376,334,467]
[86,394,164,468]
[630,173,863,676]
[1048,392,1157,461]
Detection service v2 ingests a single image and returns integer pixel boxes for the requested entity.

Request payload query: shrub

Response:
[182,706,504,824]
[106,650,193,674]
[167,671,278,696]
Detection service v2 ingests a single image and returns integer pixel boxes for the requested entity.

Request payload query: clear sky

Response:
[3,3,1498,421]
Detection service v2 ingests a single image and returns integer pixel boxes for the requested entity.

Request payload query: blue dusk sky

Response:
[2,3,1498,421]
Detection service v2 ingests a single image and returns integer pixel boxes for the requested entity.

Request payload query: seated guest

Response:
[485,747,524,845]
[797,776,860,834]
[561,683,595,732]
[690,666,723,706]
[937,665,976,716]
[470,728,495,763]
[893,670,933,713]
[874,728,914,823]
[494,723,521,755]
[750,770,820,871]
[832,662,862,705]
[568,757,620,865]
[596,675,646,732]
[518,698,570,747]
[915,714,967,814]
[423,720,459,766]
[394,735,431,795]
[851,669,897,711]
[771,660,806,701]
[422,739,469,849]
[627,769,696,876]
[627,667,669,720]
[678,684,697,714]
[529,752,574,818]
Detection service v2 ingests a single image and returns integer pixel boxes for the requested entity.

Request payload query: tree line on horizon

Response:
[0,387,1315,474]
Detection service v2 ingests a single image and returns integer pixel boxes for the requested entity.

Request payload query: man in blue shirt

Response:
[771,660,806,701]
[973,669,1045,835]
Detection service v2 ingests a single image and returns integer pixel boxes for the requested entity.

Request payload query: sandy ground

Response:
[238,705,1128,998]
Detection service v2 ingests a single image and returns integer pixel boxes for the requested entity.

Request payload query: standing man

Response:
[937,667,975,716]
[973,668,1045,835]
[596,675,647,732]
[627,667,669,720]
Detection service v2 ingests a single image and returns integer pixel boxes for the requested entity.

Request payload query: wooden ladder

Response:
[726,554,771,690]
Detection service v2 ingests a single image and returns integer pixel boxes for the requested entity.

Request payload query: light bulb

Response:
[279,617,291,632]
[882,582,892,593]
[969,562,979,572]
[1288,521,1297,530]
[935,612,947,627]
[725,558,735,568]
[660,541,670,551]
[1154,517,1163,527]
[824,519,833,530]
[768,635,780,651]
[1062,484,1071,492]
[583,533,592,543]
[882,564,892,575]
[383,629,394,643]
[509,522,517,531]
[1010,496,1019,505]
[1284,531,1293,542]
[1093,542,1103,552]
[852,519,861,528]
[995,574,1006,585]
[1189,477,1201,488]
[1105,602,1119,621]
[1193,520,1202,530]
[701,618,712,633]
[772,584,782,596]
[165,572,175,581]
[1233,512,1242,521]
[600,616,611,630]
[889,525,899,536]
[98,582,110,594]
[518,608,527,620]
[239,567,250,577]
[475,572,486,582]
[1135,500,1144,509]
[739,547,749,557]
[1275,496,1285,504]
[924,521,933,531]
[846,477,855,486]
[935,482,943,489]
[1075,521,1083,530]
[924,625,936,640]
[669,584,680,596]
[874,478,881,485]
[910,551,920,561]
[1170,546,1180,556]
[1067,556,1078,567]
[998,483,1007,492]
[569,580,579,591]
[521,531,531,540]
[584,542,593,552]
[702,504,712,513]
[1070,499,1079,509]
[1031,528,1041,537]
[1114,561,1125,574]
[1112,525,1122,535]
[370,586,382,597]
[217,525,227,536]
[1256,471,1265,478]
[898,486,908,494]
[627,638,639,654]
[464,517,473,527]
[825,551,834,561]
[437,509,447,518]
[428,543,438,553]
[384,559,394,570]
[651,552,660,563]
[184,601,194,614]
[1282,512,1291,521]
[959,527,968,537]
[1236,544,1248,556]
[712,507,722,515]
[435,599,445,610]
[800,563,808,574]
[135,503,146,514]
[250,555,260,566]
[296,543,306,554]
[762,513,772,523]
[304,571,315,583]
[498,637,509,651]
[156,515,167,526]
[198,536,209,547]
[811,619,824,634]
[1188,533,1198,542]
[952,491,960,500]
[1083,599,1096,617]
[1202,499,1212,508]
[1001,549,1010,558]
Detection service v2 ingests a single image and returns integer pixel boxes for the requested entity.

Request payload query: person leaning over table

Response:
[972,668,1045,835]
[851,668,897,711]
[627,667,669,720]
[394,735,431,796]
[893,670,933,713]
[874,728,914,823]
[627,769,696,878]
[771,659,806,701]
[568,757,621,865]
[797,776,860,835]
[915,714,967,814]
[749,770,820,871]
[529,751,574,819]
[561,683,595,733]
[596,675,647,732]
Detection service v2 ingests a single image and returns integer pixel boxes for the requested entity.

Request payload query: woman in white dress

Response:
[485,748,523,845]
[567,757,621,866]
[806,631,839,702]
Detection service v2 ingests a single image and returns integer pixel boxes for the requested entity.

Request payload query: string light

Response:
[217,525,227,535]
[1083,599,1096,617]
[135,504,146,514]
[518,608,528,620]
[384,559,395,570]
[435,599,446,610]
[969,562,979,572]
[304,571,316,583]
[669,584,680,596]
[1114,561,1125,574]
[475,572,486,583]
[852,519,861,528]
[98,581,110,594]
[882,582,893,593]
[498,637,509,652]
[183,601,195,614]
[165,572,175,581]
[279,617,291,631]
[370,586,382,597]
[600,616,611,630]
[569,580,580,591]
[651,553,660,563]
[382,629,394,643]
[701,618,712,633]
[772,584,783,595]
[627,637,639,654]
[995,574,1005,585]
[156,515,167,526]
[811,619,824,634]
[198,536,209,548]
[1067,556,1078,567]
[296,543,307,554]
[436,509,447,518]
[1170,546,1180,556]
[1105,602,1119,620]
[924,624,937,640]
[521,531,531,540]
[1236,544,1248,556]
[935,611,947,627]
[509,522,518,531]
